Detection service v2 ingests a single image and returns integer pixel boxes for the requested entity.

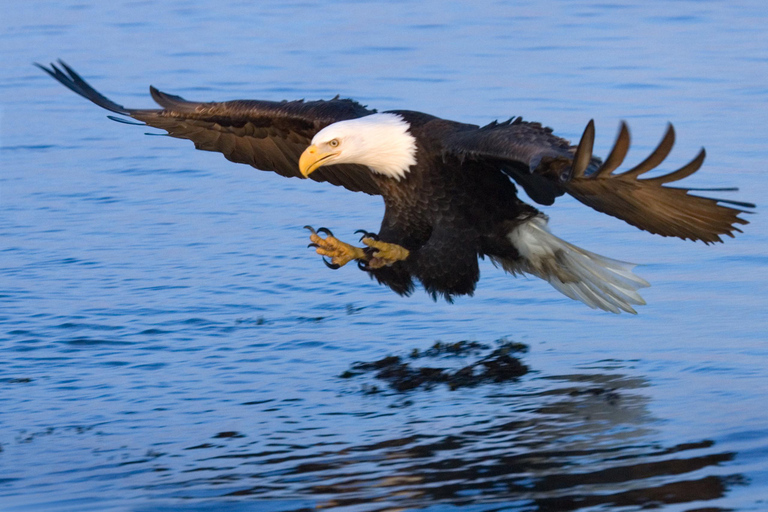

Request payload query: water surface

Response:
[2,1,767,511]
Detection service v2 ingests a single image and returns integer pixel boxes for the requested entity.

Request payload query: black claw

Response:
[357,260,371,271]
[307,243,319,249]
[304,225,316,235]
[355,229,379,241]
[322,257,340,270]
[317,227,334,237]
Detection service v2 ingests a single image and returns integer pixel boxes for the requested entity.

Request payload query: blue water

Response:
[2,1,768,511]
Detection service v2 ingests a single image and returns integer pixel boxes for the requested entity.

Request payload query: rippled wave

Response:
[2,0,767,510]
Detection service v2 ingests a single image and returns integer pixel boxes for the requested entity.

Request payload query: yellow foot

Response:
[305,226,366,269]
[361,238,410,269]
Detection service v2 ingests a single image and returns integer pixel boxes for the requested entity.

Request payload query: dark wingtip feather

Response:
[149,85,197,112]
[561,121,754,243]
[645,147,705,185]
[107,115,145,125]
[36,60,128,115]
[619,123,675,179]
[572,119,595,178]
[595,121,630,177]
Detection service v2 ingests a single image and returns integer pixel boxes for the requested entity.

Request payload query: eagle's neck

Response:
[360,114,418,180]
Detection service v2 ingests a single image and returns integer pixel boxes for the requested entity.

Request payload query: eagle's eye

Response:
[328,139,340,148]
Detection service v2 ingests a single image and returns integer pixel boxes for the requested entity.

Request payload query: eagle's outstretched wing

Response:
[37,61,381,195]
[444,117,753,243]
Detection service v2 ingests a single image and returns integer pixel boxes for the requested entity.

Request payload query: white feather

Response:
[311,113,417,180]
[495,215,650,314]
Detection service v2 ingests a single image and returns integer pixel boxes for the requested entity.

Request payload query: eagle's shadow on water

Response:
[169,341,745,512]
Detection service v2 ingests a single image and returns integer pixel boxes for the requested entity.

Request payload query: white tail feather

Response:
[497,216,650,314]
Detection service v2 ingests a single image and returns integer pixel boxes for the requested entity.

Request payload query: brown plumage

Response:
[38,60,753,311]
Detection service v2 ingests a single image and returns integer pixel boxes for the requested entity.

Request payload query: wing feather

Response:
[443,118,575,205]
[38,61,380,195]
[444,118,753,243]
[618,123,675,178]
[563,123,752,243]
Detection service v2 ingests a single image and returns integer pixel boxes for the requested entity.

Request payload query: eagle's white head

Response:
[298,113,417,181]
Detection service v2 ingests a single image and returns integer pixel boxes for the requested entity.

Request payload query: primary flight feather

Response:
[37,60,753,313]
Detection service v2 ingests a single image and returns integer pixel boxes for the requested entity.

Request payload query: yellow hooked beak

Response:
[299,144,339,177]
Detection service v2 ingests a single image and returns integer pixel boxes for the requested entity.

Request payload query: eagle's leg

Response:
[360,238,410,269]
[306,226,367,269]
[305,226,409,270]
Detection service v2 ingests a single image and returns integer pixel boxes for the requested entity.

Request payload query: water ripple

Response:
[2,1,767,511]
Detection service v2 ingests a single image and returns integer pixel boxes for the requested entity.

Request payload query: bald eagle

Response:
[38,61,753,313]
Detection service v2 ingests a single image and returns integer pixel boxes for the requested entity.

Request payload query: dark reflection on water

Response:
[135,368,740,511]
[343,340,530,392]
[5,331,740,512]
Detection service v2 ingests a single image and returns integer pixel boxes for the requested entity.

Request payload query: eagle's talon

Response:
[360,239,410,268]
[306,228,367,269]
[323,257,341,270]
[355,229,379,242]
[304,225,317,235]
